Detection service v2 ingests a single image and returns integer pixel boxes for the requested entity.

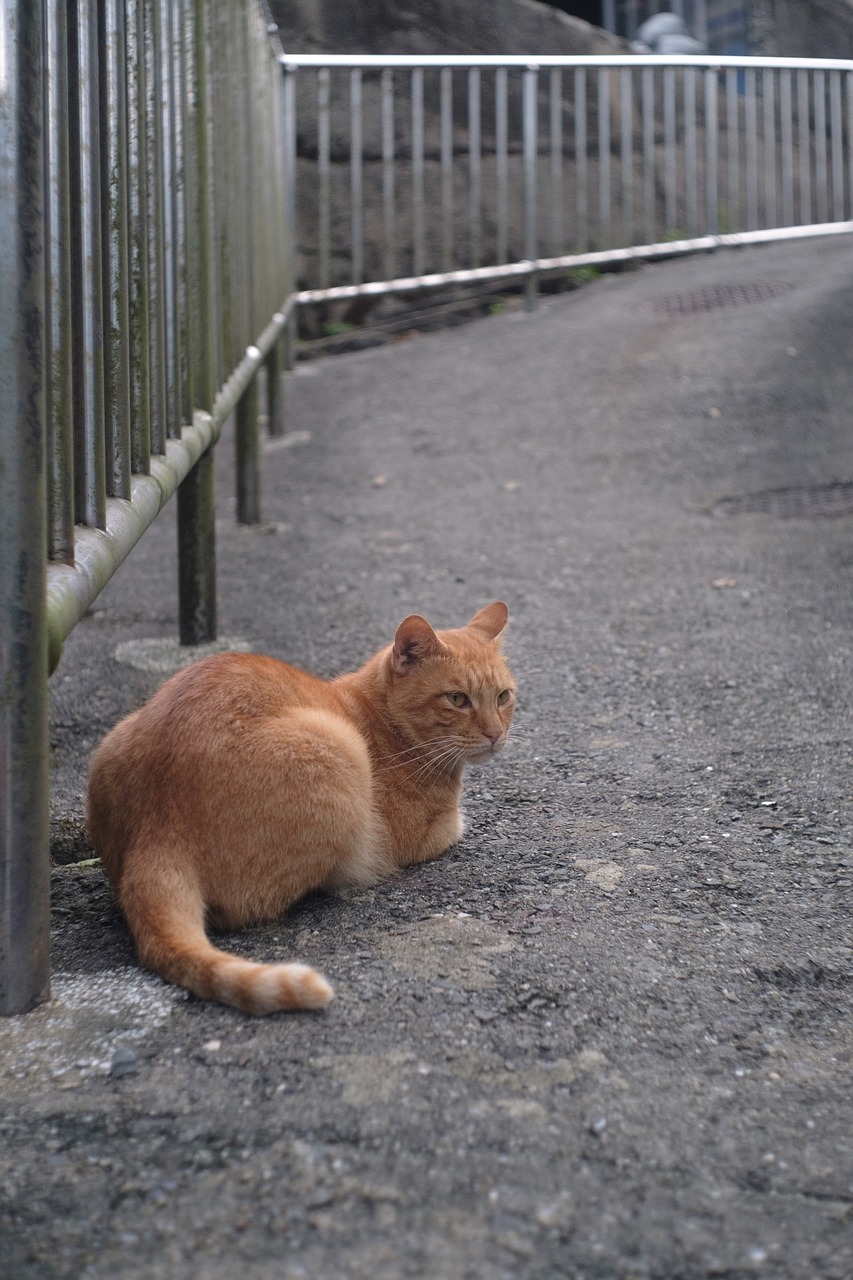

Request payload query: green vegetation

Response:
[569,265,601,287]
[321,320,358,337]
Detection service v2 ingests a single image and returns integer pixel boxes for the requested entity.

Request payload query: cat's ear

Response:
[391,614,447,674]
[467,601,509,641]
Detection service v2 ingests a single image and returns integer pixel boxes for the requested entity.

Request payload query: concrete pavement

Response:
[3,233,853,1280]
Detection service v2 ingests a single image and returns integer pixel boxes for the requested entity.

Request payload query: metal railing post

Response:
[317,67,331,289]
[265,334,286,438]
[705,65,719,236]
[684,65,698,234]
[127,0,152,473]
[597,67,612,255]
[641,65,655,243]
[381,68,396,283]
[0,0,50,1015]
[236,368,261,525]
[468,67,482,269]
[620,66,634,246]
[45,0,74,564]
[412,67,425,276]
[68,0,107,530]
[350,68,364,286]
[160,0,182,440]
[178,0,217,644]
[101,0,133,499]
[282,60,298,370]
[574,65,588,251]
[523,64,539,311]
[549,68,564,256]
[178,445,217,644]
[440,67,453,273]
[495,67,509,263]
[145,0,168,457]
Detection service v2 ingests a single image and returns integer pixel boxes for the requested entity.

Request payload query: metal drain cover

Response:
[646,280,794,316]
[712,482,853,520]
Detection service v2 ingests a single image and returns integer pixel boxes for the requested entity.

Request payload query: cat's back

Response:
[87,651,350,855]
[159,651,324,720]
[93,651,331,769]
[87,648,381,882]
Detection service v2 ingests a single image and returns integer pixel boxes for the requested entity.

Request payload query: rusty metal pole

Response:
[264,336,286,438]
[177,0,217,644]
[236,371,262,524]
[0,0,50,1014]
[178,448,217,643]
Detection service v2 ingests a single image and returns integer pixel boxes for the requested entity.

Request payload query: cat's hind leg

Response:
[118,854,334,1015]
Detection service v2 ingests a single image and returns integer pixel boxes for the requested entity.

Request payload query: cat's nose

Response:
[482,726,502,745]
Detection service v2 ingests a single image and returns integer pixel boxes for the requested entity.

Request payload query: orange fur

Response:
[86,602,515,1015]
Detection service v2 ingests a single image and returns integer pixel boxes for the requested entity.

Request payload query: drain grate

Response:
[712,482,853,520]
[645,280,795,316]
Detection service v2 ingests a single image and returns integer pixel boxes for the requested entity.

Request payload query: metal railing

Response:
[45,0,290,668]
[282,54,853,314]
[1,0,289,1014]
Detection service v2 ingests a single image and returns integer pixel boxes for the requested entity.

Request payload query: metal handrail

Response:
[281,52,853,314]
[281,54,853,70]
[1,0,290,1015]
[43,1,291,670]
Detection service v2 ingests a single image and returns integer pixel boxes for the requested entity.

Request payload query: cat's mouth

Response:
[467,741,504,764]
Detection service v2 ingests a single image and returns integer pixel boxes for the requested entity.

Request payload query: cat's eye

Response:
[497,689,513,706]
[446,691,470,709]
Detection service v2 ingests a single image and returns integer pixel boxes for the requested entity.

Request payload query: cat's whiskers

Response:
[402,742,455,778]
[501,627,545,665]
[374,742,433,769]
[501,653,548,678]
[374,734,456,763]
[374,735,463,774]
[499,725,534,745]
[407,744,460,783]
[408,738,469,784]
[500,640,550,682]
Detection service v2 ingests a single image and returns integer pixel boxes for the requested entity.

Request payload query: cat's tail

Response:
[118,858,334,1016]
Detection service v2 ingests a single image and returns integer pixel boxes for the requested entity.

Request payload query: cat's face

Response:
[386,603,515,770]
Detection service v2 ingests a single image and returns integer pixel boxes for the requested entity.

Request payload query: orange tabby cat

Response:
[87,602,514,1015]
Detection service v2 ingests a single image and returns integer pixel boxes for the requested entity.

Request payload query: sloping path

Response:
[3,235,852,1280]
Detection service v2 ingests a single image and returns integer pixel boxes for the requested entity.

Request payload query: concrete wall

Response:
[269,0,853,60]
[269,0,624,57]
[749,0,853,56]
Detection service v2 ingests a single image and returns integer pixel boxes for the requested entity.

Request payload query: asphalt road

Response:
[3,235,853,1280]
